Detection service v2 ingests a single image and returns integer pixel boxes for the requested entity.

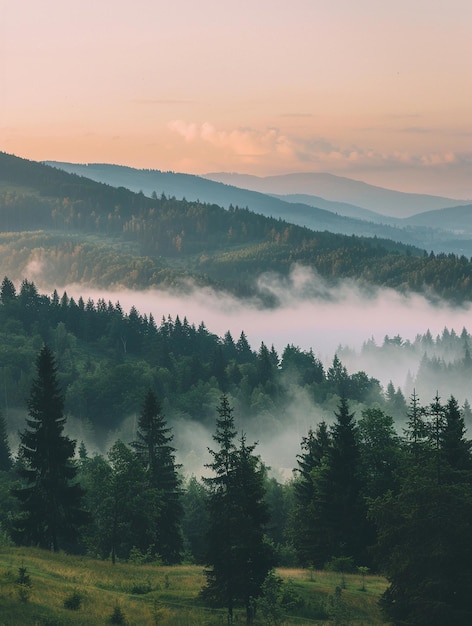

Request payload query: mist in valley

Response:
[23,264,472,479]
[55,264,472,388]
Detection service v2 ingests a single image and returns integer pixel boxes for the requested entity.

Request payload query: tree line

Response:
[0,275,401,439]
[1,342,472,625]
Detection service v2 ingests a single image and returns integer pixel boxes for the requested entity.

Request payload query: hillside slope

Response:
[2,152,472,305]
[46,160,472,255]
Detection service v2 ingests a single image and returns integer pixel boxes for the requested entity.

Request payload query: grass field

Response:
[0,547,391,625]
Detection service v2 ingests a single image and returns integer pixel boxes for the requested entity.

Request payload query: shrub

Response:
[16,565,32,603]
[110,603,127,625]
[63,589,83,610]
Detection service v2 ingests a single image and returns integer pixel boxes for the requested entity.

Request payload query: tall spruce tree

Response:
[292,422,331,566]
[13,345,87,551]
[311,397,368,566]
[131,389,183,563]
[0,410,12,471]
[441,395,472,476]
[429,393,446,484]
[202,395,274,625]
[404,389,428,460]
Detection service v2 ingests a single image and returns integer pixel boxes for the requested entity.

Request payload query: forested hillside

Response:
[0,212,471,623]
[0,274,471,450]
[0,276,390,444]
[3,152,472,303]
[1,286,471,625]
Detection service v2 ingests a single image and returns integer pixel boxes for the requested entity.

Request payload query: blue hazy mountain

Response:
[45,161,472,255]
[204,171,469,218]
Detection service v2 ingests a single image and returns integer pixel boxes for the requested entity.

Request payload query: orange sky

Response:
[1,0,471,197]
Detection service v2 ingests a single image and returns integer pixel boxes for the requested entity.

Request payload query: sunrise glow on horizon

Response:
[1,0,471,197]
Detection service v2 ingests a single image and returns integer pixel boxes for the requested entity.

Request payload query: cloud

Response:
[167,120,199,142]
[168,119,417,171]
[168,120,292,158]
[167,119,472,184]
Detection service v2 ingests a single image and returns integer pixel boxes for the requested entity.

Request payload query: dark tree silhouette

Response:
[309,397,368,566]
[131,389,183,563]
[441,395,472,477]
[0,410,12,471]
[202,395,274,625]
[292,422,331,566]
[13,345,87,551]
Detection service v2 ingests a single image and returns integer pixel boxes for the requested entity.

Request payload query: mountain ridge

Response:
[203,171,469,218]
[3,151,472,306]
[44,160,472,255]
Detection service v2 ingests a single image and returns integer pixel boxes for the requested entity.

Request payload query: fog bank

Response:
[59,266,472,389]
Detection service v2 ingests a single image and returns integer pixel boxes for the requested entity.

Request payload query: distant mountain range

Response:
[203,171,470,218]
[2,151,472,306]
[46,161,472,256]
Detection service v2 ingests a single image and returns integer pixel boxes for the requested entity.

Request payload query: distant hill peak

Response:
[202,171,468,218]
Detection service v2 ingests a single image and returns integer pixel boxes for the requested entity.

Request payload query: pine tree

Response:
[131,390,183,563]
[202,395,274,625]
[202,395,239,620]
[463,398,472,426]
[292,422,331,566]
[0,275,16,303]
[0,410,12,471]
[404,389,428,461]
[327,397,367,564]
[309,398,367,566]
[428,392,446,483]
[326,355,349,395]
[236,331,254,363]
[441,395,472,477]
[232,434,274,624]
[13,345,87,551]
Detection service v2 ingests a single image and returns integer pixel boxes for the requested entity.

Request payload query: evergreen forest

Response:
[1,151,472,624]
[0,279,472,625]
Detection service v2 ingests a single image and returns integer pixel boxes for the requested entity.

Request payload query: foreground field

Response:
[0,547,390,625]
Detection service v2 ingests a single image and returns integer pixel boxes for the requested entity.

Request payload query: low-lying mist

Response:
[26,264,471,478]
[57,264,472,389]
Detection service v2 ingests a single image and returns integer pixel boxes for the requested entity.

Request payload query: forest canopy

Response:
[2,151,472,305]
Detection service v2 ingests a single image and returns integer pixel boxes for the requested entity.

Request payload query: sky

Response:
[1,0,472,198]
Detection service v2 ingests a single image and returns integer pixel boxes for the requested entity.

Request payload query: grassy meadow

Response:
[0,547,391,625]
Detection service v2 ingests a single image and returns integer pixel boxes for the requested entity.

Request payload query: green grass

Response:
[0,547,391,625]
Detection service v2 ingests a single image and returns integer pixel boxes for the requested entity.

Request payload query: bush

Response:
[16,565,32,603]
[128,545,161,565]
[110,603,127,625]
[63,589,83,610]
[280,579,304,611]
[325,556,355,574]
